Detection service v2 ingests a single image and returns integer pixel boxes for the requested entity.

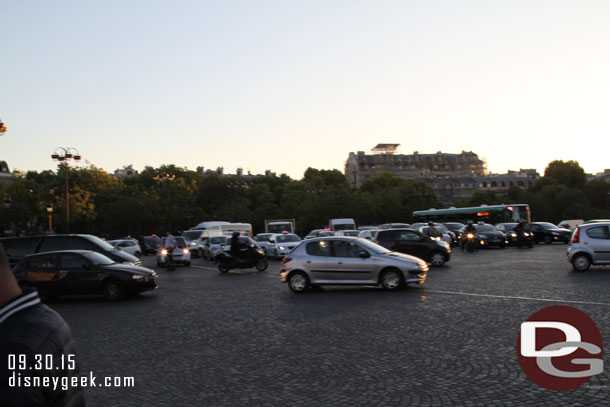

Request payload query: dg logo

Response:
[517,305,604,391]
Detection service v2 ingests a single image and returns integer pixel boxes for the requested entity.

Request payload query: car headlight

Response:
[183,248,190,254]
[511,232,517,237]
[161,249,168,255]
[132,274,144,280]
[190,242,196,246]
[279,246,286,250]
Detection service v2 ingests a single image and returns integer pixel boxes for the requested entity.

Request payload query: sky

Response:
[1,0,609,179]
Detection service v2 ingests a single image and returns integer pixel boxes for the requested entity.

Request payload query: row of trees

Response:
[1,160,608,238]
[458,160,610,222]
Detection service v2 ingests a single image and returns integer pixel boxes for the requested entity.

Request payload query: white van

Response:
[328,218,356,231]
[221,222,253,237]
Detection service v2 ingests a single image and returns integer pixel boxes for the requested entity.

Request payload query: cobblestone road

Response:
[47,244,610,406]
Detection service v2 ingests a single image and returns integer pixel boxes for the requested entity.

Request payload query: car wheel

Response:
[219,264,230,273]
[255,259,268,271]
[429,251,445,267]
[572,254,591,271]
[288,272,309,293]
[545,235,552,245]
[380,268,403,291]
[102,279,124,301]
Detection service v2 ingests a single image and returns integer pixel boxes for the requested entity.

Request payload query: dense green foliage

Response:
[1,160,608,237]
[457,160,610,222]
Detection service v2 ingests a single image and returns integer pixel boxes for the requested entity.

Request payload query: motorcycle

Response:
[463,232,478,252]
[516,230,534,248]
[215,238,268,273]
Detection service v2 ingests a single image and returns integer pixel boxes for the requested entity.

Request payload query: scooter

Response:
[215,243,268,273]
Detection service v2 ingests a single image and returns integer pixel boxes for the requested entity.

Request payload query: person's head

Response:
[232,231,240,239]
[165,231,172,236]
[428,221,434,227]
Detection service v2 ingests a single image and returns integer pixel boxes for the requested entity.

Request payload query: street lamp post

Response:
[46,203,53,233]
[51,147,81,234]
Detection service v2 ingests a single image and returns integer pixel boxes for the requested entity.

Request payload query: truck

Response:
[265,219,295,234]
[328,218,356,231]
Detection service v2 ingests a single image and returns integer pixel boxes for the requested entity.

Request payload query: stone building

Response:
[344,145,540,205]
[345,144,487,187]
[0,161,15,184]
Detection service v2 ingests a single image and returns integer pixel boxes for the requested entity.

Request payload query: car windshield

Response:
[256,234,272,242]
[356,238,389,255]
[82,251,115,265]
[210,237,225,244]
[276,234,300,243]
[181,230,202,240]
[85,235,116,251]
[476,224,497,232]
[539,223,559,230]
[501,223,517,231]
[108,241,120,247]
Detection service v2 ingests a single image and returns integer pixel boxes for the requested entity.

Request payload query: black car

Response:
[460,223,507,249]
[0,234,140,268]
[374,228,451,266]
[528,222,571,244]
[495,223,519,245]
[143,235,162,255]
[13,250,157,301]
[443,222,464,246]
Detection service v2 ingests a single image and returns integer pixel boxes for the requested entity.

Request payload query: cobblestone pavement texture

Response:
[46,244,610,406]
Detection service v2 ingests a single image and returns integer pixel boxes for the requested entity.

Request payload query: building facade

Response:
[344,145,540,205]
[345,145,487,187]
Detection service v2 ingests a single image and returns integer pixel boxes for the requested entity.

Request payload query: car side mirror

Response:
[358,250,370,258]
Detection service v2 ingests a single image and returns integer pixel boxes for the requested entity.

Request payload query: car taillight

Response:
[572,228,580,244]
[281,257,292,265]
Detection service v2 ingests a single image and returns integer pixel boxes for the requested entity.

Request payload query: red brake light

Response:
[281,257,292,265]
[572,228,580,244]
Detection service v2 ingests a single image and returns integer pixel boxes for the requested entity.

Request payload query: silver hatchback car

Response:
[280,237,428,293]
[566,222,610,271]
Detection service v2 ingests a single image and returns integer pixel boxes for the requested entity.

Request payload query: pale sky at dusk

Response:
[2,0,609,179]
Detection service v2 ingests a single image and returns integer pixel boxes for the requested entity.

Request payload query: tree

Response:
[543,160,586,190]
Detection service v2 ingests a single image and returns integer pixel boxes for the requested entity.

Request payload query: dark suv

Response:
[0,234,140,268]
[374,228,451,266]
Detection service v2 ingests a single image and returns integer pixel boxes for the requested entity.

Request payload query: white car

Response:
[157,237,191,267]
[268,233,302,259]
[180,230,207,258]
[255,233,274,255]
[109,239,142,257]
[202,235,229,260]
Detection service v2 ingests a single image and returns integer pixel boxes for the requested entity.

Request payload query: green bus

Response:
[412,204,531,225]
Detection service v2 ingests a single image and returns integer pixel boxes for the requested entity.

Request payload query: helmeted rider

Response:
[163,231,177,269]
[230,232,244,260]
[427,221,441,238]
[461,220,476,250]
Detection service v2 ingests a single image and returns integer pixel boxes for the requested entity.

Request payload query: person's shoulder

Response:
[0,303,71,353]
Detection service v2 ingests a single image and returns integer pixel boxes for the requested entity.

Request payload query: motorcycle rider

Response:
[230,232,246,263]
[461,220,477,251]
[513,219,529,247]
[163,231,177,270]
[427,221,441,239]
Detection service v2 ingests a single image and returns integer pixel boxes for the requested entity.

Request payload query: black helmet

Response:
[232,231,240,238]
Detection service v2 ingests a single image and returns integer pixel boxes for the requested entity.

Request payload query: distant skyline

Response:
[2,1,609,179]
